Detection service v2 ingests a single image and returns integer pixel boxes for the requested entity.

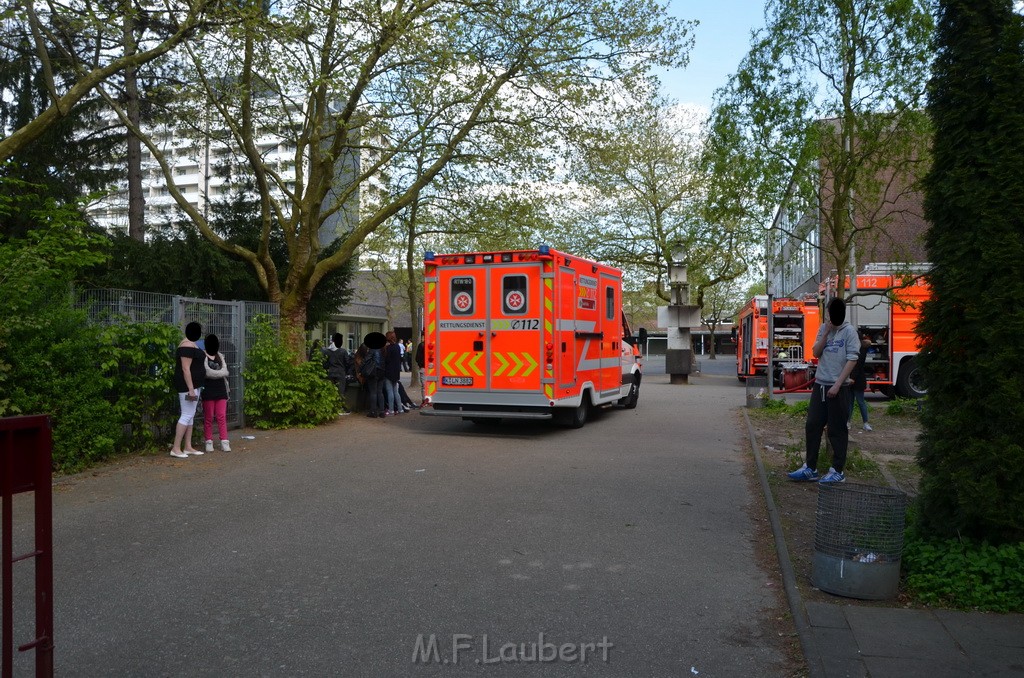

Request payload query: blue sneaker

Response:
[787,464,820,482]
[819,468,846,484]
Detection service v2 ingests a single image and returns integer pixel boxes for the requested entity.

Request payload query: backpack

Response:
[360,348,384,379]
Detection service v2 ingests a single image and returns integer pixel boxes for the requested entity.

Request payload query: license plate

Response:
[442,376,474,386]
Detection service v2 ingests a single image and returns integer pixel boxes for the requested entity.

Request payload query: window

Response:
[606,286,615,320]
[450,277,474,315]
[502,275,528,315]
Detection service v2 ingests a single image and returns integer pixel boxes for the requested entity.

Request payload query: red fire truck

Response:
[735,294,820,388]
[821,266,930,399]
[736,264,930,398]
[420,246,643,427]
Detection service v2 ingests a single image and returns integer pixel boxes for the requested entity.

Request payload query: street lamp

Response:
[668,247,688,306]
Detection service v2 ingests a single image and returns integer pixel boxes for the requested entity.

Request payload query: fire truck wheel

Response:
[896,357,927,399]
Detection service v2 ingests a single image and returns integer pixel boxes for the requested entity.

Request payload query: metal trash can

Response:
[745,376,769,408]
[812,483,907,600]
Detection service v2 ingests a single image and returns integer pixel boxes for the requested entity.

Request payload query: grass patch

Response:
[758,398,809,417]
[886,397,922,417]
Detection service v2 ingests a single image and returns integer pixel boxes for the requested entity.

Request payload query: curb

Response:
[743,408,825,678]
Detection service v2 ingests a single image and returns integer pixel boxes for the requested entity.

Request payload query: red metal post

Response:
[0,415,54,678]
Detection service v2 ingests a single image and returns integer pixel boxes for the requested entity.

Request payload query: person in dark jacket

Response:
[415,332,426,403]
[383,331,403,415]
[201,334,231,452]
[322,333,352,407]
[170,321,206,458]
[848,334,873,431]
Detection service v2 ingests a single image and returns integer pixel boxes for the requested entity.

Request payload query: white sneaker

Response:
[863,423,873,431]
[205,439,214,453]
[221,440,231,452]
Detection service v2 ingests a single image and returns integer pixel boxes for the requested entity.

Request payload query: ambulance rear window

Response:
[502,275,528,315]
[450,277,474,315]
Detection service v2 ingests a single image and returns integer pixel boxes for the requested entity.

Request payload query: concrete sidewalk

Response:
[805,602,1024,677]
[742,407,1024,678]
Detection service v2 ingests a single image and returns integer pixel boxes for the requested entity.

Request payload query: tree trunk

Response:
[124,5,145,241]
[279,294,310,361]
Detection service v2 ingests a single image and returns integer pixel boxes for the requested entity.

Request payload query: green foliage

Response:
[97,322,181,452]
[243,316,341,429]
[0,178,185,471]
[917,0,1024,543]
[886,397,920,417]
[760,398,809,417]
[903,535,1024,613]
[80,190,355,330]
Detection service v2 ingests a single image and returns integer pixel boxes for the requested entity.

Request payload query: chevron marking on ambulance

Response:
[507,353,524,377]
[469,353,484,376]
[494,353,509,376]
[522,353,538,377]
[441,352,457,374]
[453,353,470,376]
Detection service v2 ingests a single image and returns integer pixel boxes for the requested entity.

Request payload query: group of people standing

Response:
[353,331,419,418]
[170,321,231,459]
[170,324,423,457]
[316,331,420,418]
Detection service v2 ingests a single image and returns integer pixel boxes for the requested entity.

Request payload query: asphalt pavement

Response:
[23,361,788,676]
[13,354,1021,677]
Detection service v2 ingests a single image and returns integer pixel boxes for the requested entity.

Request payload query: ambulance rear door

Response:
[435,267,488,395]
[487,264,543,393]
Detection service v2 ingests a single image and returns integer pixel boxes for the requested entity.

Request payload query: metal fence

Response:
[73,288,279,428]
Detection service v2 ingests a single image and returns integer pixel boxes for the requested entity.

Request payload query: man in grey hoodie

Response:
[788,297,860,484]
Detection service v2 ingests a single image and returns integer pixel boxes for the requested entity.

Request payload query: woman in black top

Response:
[170,321,207,458]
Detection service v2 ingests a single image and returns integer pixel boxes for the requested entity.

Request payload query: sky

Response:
[656,0,769,113]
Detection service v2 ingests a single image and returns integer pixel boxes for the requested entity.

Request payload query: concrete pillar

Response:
[658,257,701,384]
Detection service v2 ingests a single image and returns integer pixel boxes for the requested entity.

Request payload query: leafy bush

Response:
[243,315,340,428]
[1,180,186,471]
[98,322,180,452]
[902,535,1024,612]
[886,397,920,417]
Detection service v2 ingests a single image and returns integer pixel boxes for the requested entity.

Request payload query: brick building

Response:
[768,122,930,297]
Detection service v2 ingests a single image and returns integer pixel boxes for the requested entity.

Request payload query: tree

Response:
[0,0,224,162]
[916,0,1024,543]
[0,36,121,237]
[699,277,746,360]
[81,188,355,329]
[704,0,934,298]
[568,88,757,310]
[101,0,690,355]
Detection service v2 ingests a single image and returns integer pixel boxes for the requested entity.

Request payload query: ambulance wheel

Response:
[620,377,640,409]
[558,401,589,428]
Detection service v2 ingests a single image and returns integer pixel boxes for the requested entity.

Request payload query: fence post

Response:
[236,301,247,430]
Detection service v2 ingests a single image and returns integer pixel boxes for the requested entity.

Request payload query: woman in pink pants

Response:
[201,334,231,452]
